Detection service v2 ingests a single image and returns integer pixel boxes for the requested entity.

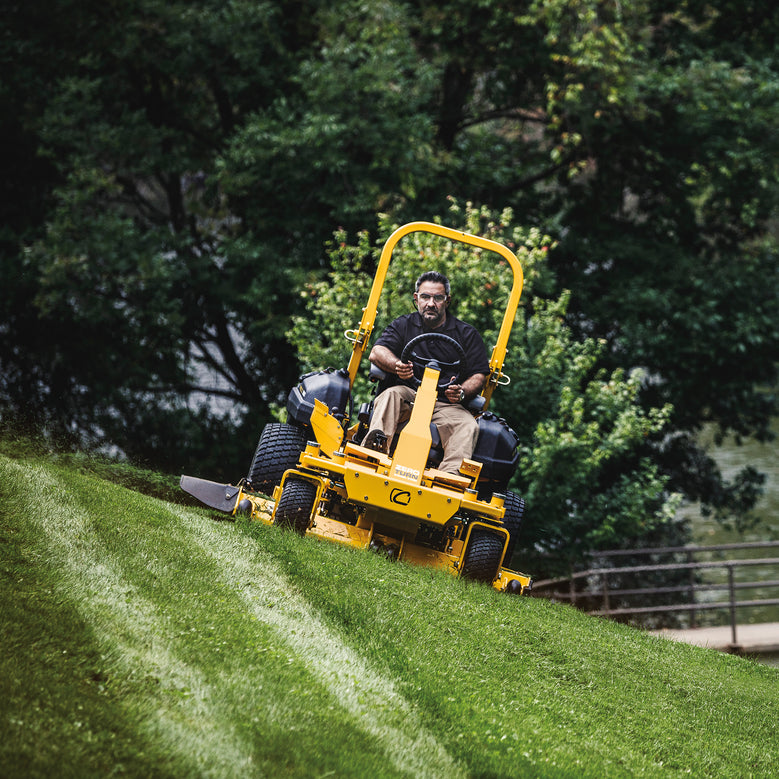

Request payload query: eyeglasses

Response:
[416,293,447,303]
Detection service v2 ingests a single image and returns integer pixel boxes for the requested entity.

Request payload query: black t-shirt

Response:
[374,312,490,384]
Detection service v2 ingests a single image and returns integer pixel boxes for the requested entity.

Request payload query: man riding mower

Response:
[181,222,531,594]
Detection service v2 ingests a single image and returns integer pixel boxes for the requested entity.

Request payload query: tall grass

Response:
[1,444,777,777]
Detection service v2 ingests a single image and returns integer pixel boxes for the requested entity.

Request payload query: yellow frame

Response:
[344,221,524,406]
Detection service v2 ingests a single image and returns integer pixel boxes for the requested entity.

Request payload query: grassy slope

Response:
[1,447,777,778]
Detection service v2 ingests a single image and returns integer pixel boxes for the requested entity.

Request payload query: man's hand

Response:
[394,360,414,380]
[444,381,465,404]
[369,344,414,380]
[444,372,486,404]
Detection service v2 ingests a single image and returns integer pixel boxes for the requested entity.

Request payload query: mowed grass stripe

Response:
[5,457,391,776]
[4,456,464,778]
[164,502,467,779]
[3,457,256,776]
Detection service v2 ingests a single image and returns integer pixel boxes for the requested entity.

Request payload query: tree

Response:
[2,0,439,475]
[402,0,779,526]
[1,0,307,471]
[534,5,779,523]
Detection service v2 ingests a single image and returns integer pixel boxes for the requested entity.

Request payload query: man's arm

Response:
[369,344,414,381]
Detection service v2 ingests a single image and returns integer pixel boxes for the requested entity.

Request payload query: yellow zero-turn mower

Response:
[181,222,531,594]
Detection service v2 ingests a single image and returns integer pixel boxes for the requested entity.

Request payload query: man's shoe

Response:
[362,429,388,453]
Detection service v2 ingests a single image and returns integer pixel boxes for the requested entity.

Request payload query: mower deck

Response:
[180,471,531,594]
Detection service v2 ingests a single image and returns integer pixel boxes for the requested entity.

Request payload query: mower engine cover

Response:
[287,368,351,426]
[472,411,520,488]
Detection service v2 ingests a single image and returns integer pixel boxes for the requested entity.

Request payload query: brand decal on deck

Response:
[390,488,411,506]
[393,464,420,481]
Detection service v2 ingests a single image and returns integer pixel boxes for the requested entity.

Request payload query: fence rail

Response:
[530,542,779,648]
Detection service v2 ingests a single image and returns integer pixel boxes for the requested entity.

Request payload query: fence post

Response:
[601,570,610,615]
[687,549,697,628]
[727,564,738,648]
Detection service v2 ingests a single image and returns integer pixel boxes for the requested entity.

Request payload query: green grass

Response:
[1,442,777,777]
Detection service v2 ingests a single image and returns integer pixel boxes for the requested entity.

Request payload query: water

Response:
[680,419,779,625]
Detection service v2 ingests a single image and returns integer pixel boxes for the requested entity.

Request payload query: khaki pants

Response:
[367,385,479,474]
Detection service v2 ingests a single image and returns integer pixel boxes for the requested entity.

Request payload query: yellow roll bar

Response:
[344,221,523,407]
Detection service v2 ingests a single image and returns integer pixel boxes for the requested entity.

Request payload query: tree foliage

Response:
[0,0,776,530]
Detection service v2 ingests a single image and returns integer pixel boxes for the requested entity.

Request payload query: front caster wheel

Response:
[461,530,504,583]
[274,477,317,535]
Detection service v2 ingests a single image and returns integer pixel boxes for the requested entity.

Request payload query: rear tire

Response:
[502,491,525,566]
[461,529,504,583]
[247,422,307,495]
[274,477,317,535]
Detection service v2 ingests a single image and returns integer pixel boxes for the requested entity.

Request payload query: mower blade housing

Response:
[180,475,241,514]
